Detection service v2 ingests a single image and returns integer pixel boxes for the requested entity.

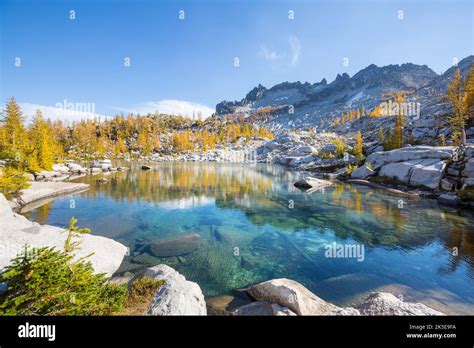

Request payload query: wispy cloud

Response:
[113,99,215,119]
[20,102,110,124]
[259,35,302,68]
[288,35,301,66]
[260,46,282,62]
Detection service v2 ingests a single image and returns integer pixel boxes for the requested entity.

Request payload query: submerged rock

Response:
[294,177,332,190]
[144,264,207,315]
[147,233,201,257]
[357,292,445,316]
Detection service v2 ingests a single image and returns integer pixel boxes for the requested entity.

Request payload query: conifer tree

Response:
[465,65,474,121]
[0,98,28,169]
[355,131,363,161]
[30,110,54,170]
[446,68,468,145]
[393,114,405,149]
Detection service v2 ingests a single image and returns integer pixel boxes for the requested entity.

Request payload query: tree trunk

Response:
[462,127,467,146]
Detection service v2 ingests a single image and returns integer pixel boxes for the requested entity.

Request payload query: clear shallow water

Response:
[23,162,474,313]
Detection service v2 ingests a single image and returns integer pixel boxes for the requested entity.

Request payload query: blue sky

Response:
[0,0,473,121]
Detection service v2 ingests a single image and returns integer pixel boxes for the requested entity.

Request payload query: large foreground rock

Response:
[0,194,126,277]
[245,278,357,315]
[357,292,445,316]
[366,146,454,170]
[377,158,446,189]
[243,278,445,316]
[409,159,447,189]
[143,264,207,315]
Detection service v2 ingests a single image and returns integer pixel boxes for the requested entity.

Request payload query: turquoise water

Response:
[23,162,474,313]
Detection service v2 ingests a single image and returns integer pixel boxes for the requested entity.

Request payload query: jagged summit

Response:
[215,57,473,130]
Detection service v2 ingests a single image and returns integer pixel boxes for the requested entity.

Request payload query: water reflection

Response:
[23,162,474,310]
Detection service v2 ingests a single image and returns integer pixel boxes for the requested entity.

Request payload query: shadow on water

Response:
[22,162,474,312]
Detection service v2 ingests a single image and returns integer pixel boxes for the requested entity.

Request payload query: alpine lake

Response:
[22,162,474,314]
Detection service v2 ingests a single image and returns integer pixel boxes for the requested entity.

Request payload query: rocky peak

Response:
[245,84,267,102]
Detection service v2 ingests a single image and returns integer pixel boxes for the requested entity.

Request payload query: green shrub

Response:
[0,218,127,316]
[0,167,30,199]
[332,139,346,157]
[121,276,164,314]
[345,164,358,175]
[321,152,335,159]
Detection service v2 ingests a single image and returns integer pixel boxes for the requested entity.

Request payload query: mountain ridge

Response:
[216,56,474,130]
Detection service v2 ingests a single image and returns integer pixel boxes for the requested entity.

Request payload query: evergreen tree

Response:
[393,114,405,149]
[446,68,467,145]
[29,110,55,170]
[465,65,474,121]
[0,98,28,169]
[355,131,363,161]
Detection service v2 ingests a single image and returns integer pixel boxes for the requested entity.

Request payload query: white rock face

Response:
[409,159,446,189]
[350,165,375,180]
[294,177,332,190]
[0,194,127,277]
[245,278,357,315]
[368,147,451,189]
[366,146,454,170]
[144,264,207,316]
[379,161,418,183]
[288,145,315,157]
[357,292,445,316]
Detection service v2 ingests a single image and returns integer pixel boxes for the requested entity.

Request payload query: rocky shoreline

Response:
[0,193,127,277]
[12,181,90,212]
[125,265,445,316]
